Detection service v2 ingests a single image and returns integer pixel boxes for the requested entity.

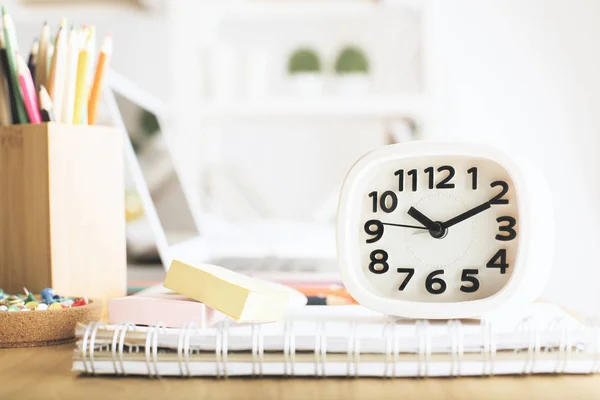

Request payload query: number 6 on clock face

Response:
[337,142,555,319]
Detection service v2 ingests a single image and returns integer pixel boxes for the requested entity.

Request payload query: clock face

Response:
[357,155,519,303]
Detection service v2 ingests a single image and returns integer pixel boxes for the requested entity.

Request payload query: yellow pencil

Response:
[72,26,93,124]
[88,34,111,125]
[62,26,78,125]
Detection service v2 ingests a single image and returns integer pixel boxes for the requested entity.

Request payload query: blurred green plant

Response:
[288,48,321,74]
[335,46,369,74]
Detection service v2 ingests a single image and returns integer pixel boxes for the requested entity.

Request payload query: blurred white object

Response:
[209,44,238,102]
[335,73,371,96]
[245,48,270,100]
[106,70,338,280]
[290,73,324,97]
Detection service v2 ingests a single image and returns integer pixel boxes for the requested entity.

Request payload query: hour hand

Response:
[407,207,435,230]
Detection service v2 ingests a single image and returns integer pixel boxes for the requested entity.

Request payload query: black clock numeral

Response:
[368,191,378,212]
[496,216,517,241]
[396,268,415,291]
[467,167,478,190]
[487,249,509,274]
[380,191,398,213]
[425,269,447,294]
[424,165,456,189]
[407,169,418,191]
[368,249,389,274]
[394,169,418,192]
[364,219,384,243]
[368,191,398,213]
[424,167,435,189]
[436,165,456,189]
[460,269,480,293]
[490,181,509,205]
[394,169,404,192]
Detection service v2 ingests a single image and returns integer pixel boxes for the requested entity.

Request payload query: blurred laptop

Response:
[104,71,338,281]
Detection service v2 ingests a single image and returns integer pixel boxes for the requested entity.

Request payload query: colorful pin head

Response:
[23,287,36,303]
[40,287,55,304]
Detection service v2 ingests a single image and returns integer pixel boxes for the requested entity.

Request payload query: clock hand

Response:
[381,222,429,230]
[407,207,436,230]
[440,201,491,229]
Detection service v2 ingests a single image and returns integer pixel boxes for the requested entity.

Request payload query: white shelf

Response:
[199,95,425,120]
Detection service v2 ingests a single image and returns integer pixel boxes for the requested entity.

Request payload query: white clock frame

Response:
[337,141,555,319]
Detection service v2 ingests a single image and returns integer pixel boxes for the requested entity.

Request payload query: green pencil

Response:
[2,6,28,124]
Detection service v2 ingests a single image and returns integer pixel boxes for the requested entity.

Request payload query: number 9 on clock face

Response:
[337,142,555,319]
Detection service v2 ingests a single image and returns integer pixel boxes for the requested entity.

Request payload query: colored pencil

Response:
[2,6,28,123]
[16,53,41,124]
[82,26,95,125]
[27,39,38,78]
[62,26,78,125]
[0,32,17,123]
[35,22,50,91]
[88,34,111,125]
[39,85,54,122]
[0,49,10,126]
[72,26,93,124]
[47,19,67,122]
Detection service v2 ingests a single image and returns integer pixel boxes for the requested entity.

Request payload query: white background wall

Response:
[426,0,600,315]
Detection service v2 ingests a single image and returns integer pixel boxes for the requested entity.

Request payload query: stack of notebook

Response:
[73,303,600,378]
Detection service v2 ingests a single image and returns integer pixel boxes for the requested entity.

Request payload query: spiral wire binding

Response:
[547,318,571,374]
[314,321,327,377]
[111,322,134,375]
[177,322,199,377]
[251,323,264,377]
[80,321,93,374]
[221,319,229,378]
[447,320,464,377]
[346,321,360,378]
[283,320,296,376]
[81,314,600,378]
[481,320,497,376]
[144,323,165,378]
[416,320,431,378]
[214,319,229,378]
[81,321,105,375]
[383,322,394,378]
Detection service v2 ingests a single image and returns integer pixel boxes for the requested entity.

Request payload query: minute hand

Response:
[440,201,491,229]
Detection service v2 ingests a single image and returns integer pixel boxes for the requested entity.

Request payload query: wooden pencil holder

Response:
[0,123,126,299]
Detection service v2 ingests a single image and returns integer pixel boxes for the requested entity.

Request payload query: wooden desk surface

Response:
[2,344,600,400]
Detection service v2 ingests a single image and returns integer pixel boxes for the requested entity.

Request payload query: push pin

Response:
[40,288,55,304]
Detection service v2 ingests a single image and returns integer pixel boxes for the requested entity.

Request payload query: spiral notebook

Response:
[72,303,600,378]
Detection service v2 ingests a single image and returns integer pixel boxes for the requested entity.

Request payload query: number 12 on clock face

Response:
[337,142,555,319]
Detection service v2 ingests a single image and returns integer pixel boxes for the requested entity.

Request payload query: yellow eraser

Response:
[163,260,290,322]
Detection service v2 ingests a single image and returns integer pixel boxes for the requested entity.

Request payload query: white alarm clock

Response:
[337,141,555,319]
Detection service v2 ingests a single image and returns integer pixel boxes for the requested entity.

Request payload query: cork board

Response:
[0,299,103,348]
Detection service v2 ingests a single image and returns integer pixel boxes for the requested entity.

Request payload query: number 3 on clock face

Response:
[337,142,555,319]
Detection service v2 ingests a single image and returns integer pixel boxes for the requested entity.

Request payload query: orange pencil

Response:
[87,34,111,125]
